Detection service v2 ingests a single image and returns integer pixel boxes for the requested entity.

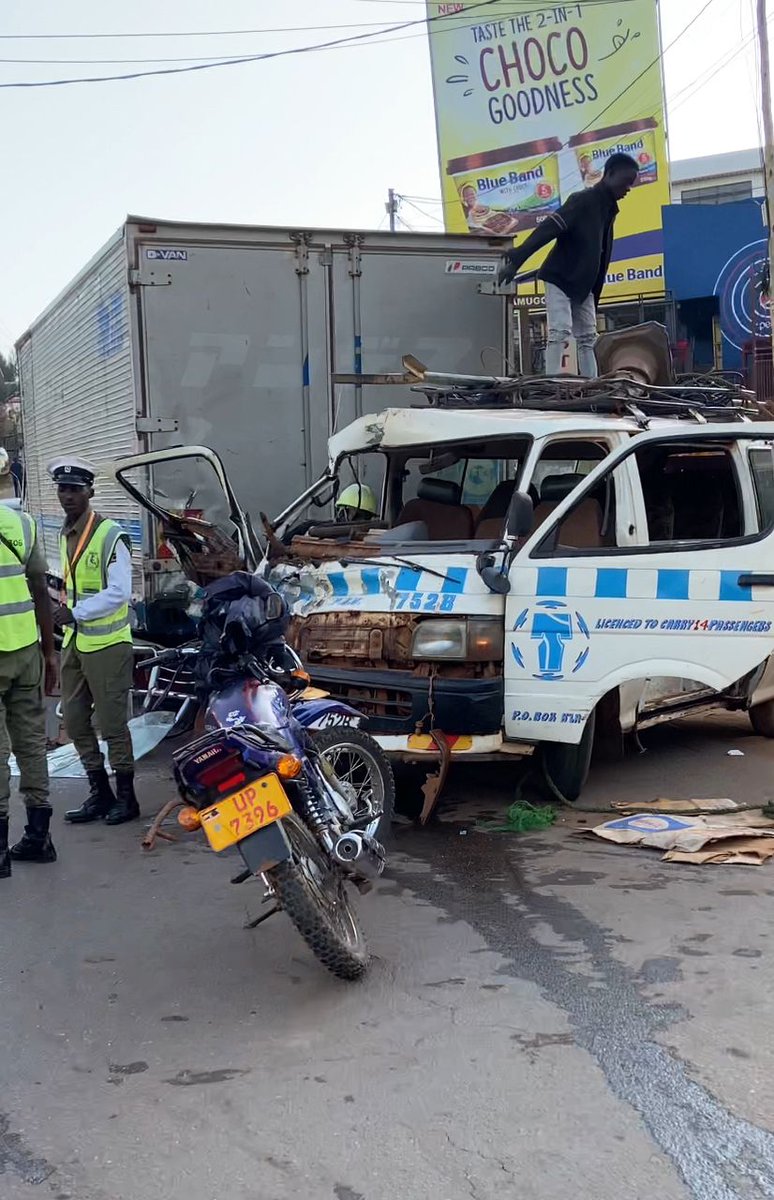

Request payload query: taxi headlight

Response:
[412,620,466,659]
[411,619,503,661]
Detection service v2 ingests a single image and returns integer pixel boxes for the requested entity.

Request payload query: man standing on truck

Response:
[497,152,640,378]
[49,457,140,827]
[0,501,57,877]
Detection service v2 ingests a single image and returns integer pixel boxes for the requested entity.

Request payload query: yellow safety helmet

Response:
[335,483,377,517]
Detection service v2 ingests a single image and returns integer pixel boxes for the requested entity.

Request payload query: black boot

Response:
[9,806,57,863]
[105,772,140,826]
[0,816,10,878]
[65,768,115,824]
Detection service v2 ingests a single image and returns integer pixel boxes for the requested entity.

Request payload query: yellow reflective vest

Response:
[0,507,38,652]
[60,517,131,653]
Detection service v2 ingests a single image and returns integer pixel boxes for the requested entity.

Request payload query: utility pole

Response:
[756,0,774,353]
[385,188,398,233]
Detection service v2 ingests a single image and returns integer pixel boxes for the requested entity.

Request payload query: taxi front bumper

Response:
[306,666,503,737]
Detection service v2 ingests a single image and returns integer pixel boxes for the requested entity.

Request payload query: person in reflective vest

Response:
[48,457,139,826]
[0,502,58,878]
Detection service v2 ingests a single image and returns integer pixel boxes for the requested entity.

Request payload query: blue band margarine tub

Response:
[569,119,658,189]
[447,138,562,235]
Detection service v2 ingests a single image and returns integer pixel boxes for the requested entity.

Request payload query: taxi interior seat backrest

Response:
[397,478,474,541]
[474,480,517,541]
[532,473,603,549]
[474,480,541,541]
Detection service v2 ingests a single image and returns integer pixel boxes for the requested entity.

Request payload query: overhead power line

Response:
[0,0,640,40]
[0,1,508,87]
[399,196,445,225]
[0,0,717,92]
[0,3,630,81]
[0,3,638,65]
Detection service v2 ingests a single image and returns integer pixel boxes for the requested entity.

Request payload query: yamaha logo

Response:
[192,747,220,765]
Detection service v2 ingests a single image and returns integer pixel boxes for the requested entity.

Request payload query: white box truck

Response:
[16,217,512,585]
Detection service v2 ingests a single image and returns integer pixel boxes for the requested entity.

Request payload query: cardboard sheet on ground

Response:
[665,838,774,865]
[613,797,739,815]
[10,712,175,778]
[584,813,774,865]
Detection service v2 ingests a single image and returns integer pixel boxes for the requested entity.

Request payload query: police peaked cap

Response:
[47,456,96,487]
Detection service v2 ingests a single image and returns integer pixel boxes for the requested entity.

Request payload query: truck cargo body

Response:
[16,217,511,586]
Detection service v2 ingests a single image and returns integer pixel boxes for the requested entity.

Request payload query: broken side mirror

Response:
[477,492,533,595]
[478,560,511,595]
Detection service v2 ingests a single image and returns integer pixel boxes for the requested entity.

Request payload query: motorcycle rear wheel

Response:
[267,816,369,981]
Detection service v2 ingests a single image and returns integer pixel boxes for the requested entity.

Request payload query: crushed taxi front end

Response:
[269,555,512,761]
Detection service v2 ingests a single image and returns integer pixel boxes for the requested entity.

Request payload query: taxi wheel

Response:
[749,701,774,738]
[541,710,596,804]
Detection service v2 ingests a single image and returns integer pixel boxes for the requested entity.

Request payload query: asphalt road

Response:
[4,712,774,1200]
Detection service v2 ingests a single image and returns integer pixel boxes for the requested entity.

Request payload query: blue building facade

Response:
[662,199,769,371]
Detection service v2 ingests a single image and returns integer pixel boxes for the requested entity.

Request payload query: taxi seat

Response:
[474,480,517,540]
[532,474,603,549]
[397,479,474,541]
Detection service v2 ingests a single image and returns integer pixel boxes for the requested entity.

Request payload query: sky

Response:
[0,0,770,353]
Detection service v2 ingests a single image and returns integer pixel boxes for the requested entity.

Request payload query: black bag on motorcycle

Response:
[195,571,293,690]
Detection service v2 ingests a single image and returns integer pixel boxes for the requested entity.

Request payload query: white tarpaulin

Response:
[10,712,175,778]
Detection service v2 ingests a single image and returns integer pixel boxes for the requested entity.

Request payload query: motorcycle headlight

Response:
[411,618,503,661]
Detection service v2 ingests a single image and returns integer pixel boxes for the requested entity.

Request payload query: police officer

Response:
[48,457,139,826]
[0,487,57,877]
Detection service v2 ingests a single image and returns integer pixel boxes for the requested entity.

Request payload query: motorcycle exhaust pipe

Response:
[333,831,386,881]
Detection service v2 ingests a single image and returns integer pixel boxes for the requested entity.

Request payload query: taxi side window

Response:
[749,448,774,532]
[537,439,744,556]
[636,443,742,543]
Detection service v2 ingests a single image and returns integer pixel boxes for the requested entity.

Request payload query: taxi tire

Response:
[749,700,774,738]
[541,709,596,804]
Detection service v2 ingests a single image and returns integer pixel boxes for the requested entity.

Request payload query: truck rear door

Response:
[133,235,331,521]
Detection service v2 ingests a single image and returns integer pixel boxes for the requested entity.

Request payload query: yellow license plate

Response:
[199,774,292,852]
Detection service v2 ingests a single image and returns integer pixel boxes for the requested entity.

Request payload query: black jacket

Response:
[502,182,619,305]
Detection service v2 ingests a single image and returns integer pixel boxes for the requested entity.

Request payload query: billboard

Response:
[426,1,669,300]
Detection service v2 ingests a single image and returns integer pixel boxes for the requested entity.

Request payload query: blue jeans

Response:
[545,282,598,378]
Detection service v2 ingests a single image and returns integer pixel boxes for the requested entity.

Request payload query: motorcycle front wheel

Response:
[267,815,369,981]
[312,727,395,844]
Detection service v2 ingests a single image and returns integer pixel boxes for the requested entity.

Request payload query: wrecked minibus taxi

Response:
[107,327,774,802]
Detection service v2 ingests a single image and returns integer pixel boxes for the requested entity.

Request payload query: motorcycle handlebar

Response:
[137,648,197,669]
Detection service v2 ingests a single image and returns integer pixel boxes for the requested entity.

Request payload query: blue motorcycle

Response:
[140,580,394,981]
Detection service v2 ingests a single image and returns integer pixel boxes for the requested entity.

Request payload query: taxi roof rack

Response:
[401,323,764,425]
[413,376,760,426]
